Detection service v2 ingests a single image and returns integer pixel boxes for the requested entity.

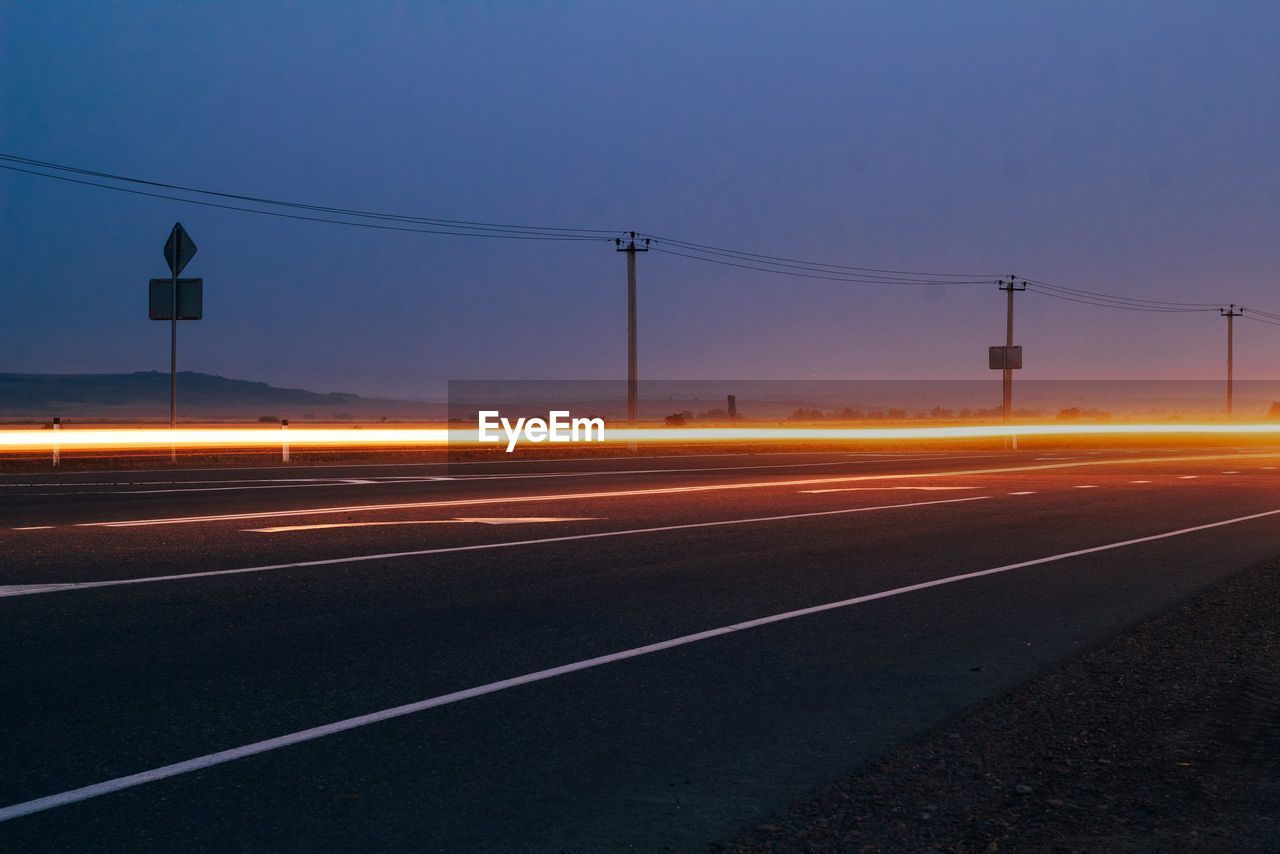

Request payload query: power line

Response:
[649,246,995,285]
[0,163,610,242]
[1025,287,1219,313]
[1024,278,1221,309]
[643,232,997,279]
[5,152,1280,321]
[0,153,618,237]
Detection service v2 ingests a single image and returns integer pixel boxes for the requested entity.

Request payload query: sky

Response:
[2,0,1279,399]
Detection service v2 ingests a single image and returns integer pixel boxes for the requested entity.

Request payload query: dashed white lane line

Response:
[10,526,54,531]
[1179,475,1199,479]
[1007,491,1036,495]
[6,503,1280,824]
[249,517,599,533]
[1074,485,1099,489]
[1222,471,1239,474]
[0,496,989,599]
[1130,480,1152,484]
[67,452,1280,529]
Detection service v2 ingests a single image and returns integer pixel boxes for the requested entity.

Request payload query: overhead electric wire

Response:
[0,163,611,242]
[642,232,997,279]
[648,245,995,285]
[5,152,1280,320]
[0,153,617,237]
[1024,278,1221,309]
[1241,313,1280,327]
[641,239,996,283]
[1025,287,1220,313]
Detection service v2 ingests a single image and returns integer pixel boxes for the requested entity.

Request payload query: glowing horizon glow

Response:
[4,422,1280,453]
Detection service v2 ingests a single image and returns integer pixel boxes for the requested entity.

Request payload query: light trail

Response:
[3,423,1280,453]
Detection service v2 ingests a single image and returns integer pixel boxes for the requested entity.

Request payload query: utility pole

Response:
[1221,304,1243,418]
[999,276,1027,423]
[615,232,649,425]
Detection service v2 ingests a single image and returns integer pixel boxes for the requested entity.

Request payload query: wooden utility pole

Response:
[1221,304,1243,418]
[615,233,649,425]
[999,276,1027,422]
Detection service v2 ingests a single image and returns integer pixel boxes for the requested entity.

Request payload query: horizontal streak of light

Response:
[72,451,1280,529]
[4,423,1280,452]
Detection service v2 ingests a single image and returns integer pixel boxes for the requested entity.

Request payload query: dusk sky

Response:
[3,1,1279,398]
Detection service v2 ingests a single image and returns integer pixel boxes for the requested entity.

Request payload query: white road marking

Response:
[1007,491,1036,495]
[1179,475,1199,479]
[0,496,989,598]
[69,452,1280,529]
[452,455,1001,482]
[1074,485,1099,489]
[249,517,599,533]
[0,455,1002,497]
[0,450,892,480]
[6,503,1280,823]
[1130,480,1152,484]
[1222,471,1239,474]
[10,526,54,531]
[799,486,977,494]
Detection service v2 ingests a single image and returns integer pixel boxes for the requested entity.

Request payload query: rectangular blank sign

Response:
[149,278,203,320]
[988,345,1022,370]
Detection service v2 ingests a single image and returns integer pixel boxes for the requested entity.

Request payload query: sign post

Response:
[160,223,198,431]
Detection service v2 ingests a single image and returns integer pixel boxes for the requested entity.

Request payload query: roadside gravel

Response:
[718,558,1280,853]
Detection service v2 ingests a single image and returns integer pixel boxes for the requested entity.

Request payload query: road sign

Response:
[163,222,198,277]
[149,278,203,320]
[989,345,1023,370]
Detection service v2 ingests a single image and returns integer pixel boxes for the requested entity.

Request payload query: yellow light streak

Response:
[4,422,1280,453]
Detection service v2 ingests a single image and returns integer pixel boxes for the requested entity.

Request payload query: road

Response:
[3,446,1280,851]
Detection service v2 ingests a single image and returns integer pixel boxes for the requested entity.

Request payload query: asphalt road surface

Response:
[4,446,1280,851]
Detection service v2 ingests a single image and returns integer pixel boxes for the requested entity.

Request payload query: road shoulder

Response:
[719,557,1280,852]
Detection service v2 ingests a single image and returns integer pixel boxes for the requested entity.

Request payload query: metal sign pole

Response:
[161,222,197,463]
[171,268,178,427]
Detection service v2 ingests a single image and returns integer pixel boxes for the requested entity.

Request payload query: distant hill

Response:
[0,372,444,421]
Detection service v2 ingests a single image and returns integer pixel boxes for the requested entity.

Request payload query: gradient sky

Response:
[3,1,1279,398]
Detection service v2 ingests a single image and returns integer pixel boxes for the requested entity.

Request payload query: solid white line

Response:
[799,486,977,494]
[5,503,1280,823]
[0,496,989,598]
[71,452,1280,529]
[249,517,600,533]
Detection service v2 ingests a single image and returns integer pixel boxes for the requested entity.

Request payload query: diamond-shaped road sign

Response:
[163,222,197,277]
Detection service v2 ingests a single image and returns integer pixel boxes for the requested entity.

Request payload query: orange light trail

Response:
[4,423,1280,453]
